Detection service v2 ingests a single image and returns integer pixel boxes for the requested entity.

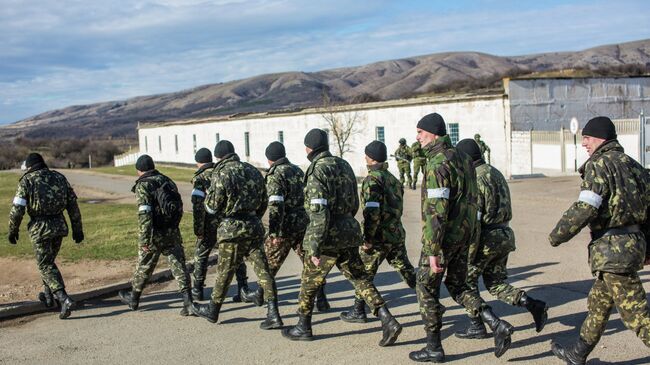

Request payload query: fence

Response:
[113,151,142,167]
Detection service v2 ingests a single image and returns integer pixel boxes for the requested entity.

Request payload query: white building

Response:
[132,76,650,177]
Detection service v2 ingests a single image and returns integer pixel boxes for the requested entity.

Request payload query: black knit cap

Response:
[24,152,45,169]
[214,140,235,158]
[135,154,155,171]
[304,128,329,150]
[417,113,447,136]
[582,116,617,140]
[265,141,286,161]
[456,138,482,162]
[365,140,387,162]
[194,148,213,163]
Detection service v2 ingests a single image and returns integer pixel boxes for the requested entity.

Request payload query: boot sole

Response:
[282,329,313,341]
[408,351,445,363]
[260,322,284,330]
[494,325,513,358]
[455,332,489,339]
[379,325,402,347]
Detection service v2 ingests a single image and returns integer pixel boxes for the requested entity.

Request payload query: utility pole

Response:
[88,154,92,169]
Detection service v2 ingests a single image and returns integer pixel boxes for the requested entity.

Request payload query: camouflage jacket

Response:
[361,162,405,245]
[549,140,650,274]
[303,150,362,257]
[9,165,83,242]
[476,139,490,156]
[265,157,308,239]
[394,144,412,166]
[132,170,182,248]
[421,135,478,259]
[411,142,426,161]
[205,154,267,242]
[191,162,215,237]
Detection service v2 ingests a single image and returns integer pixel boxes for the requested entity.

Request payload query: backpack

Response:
[152,180,183,228]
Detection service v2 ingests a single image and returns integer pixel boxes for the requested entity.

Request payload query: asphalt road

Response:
[1,172,649,364]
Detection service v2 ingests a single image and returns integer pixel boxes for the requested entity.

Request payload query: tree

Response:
[319,92,367,158]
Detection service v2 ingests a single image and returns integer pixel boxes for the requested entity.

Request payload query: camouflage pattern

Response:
[264,235,304,277]
[205,153,276,303]
[9,165,83,292]
[131,170,189,293]
[417,134,485,333]
[411,141,426,187]
[474,134,491,164]
[394,143,412,187]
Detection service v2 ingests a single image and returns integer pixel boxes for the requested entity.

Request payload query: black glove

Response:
[73,231,84,244]
[8,231,18,245]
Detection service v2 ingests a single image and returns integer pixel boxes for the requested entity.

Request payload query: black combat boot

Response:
[480,307,514,358]
[38,285,55,308]
[191,280,204,301]
[340,297,368,323]
[53,289,75,319]
[409,331,445,363]
[282,313,313,341]
[192,300,221,323]
[519,293,548,333]
[233,278,252,303]
[242,286,264,307]
[406,275,417,290]
[118,289,141,311]
[260,299,283,330]
[315,286,330,312]
[455,316,488,339]
[551,337,594,365]
[180,290,194,316]
[377,306,402,347]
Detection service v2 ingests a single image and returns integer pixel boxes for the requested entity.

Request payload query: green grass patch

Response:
[92,165,196,184]
[0,172,197,261]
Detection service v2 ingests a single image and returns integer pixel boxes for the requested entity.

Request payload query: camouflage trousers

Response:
[131,241,190,294]
[417,245,485,333]
[192,234,248,286]
[580,271,650,347]
[354,242,416,300]
[412,158,426,187]
[298,247,385,316]
[210,238,276,304]
[264,234,305,278]
[397,162,412,187]
[465,255,523,318]
[33,237,65,293]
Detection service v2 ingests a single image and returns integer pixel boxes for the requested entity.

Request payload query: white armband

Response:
[269,195,284,202]
[310,198,328,206]
[191,189,206,198]
[427,188,450,199]
[365,202,380,208]
[578,190,603,208]
[13,197,27,207]
[138,205,152,213]
[204,203,216,215]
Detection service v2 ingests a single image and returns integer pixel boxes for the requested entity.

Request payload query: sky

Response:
[1,0,649,124]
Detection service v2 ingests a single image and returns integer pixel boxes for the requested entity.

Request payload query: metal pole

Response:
[574,134,577,172]
[560,126,566,173]
[640,110,645,167]
[88,154,92,169]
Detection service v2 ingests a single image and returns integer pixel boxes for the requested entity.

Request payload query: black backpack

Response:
[152,180,183,228]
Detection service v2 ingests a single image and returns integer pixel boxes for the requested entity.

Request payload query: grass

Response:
[92,165,196,184]
[0,172,197,261]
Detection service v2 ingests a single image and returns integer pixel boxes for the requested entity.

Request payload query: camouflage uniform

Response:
[474,134,491,164]
[394,142,412,187]
[549,139,650,348]
[130,171,190,294]
[8,165,83,293]
[411,142,426,189]
[204,154,276,304]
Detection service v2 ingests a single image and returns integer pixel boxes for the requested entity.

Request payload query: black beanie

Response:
[24,153,45,169]
[582,116,617,140]
[456,138,482,162]
[135,154,155,171]
[417,113,447,136]
[265,141,286,161]
[214,140,235,158]
[195,148,213,163]
[304,129,329,150]
[365,141,387,162]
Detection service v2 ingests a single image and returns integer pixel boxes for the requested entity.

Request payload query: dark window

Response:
[449,123,460,146]
[245,132,250,157]
[144,136,148,152]
[375,126,385,143]
[174,135,179,154]
[278,131,284,144]
[192,134,197,153]
[158,136,162,152]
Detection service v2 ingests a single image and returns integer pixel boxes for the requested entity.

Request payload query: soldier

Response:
[192,141,282,330]
[8,153,83,319]
[282,129,402,346]
[118,155,193,316]
[409,113,514,363]
[474,134,490,164]
[245,142,330,311]
[394,138,413,188]
[548,116,650,365]
[189,148,251,303]
[454,138,548,339]
[411,140,426,190]
[339,140,416,323]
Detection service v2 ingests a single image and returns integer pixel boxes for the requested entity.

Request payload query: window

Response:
[244,132,250,157]
[448,123,459,146]
[278,131,284,144]
[158,136,162,152]
[192,134,197,153]
[144,136,148,152]
[375,126,385,143]
[215,133,220,143]
[174,135,179,154]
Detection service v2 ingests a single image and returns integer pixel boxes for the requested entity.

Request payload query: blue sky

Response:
[1,0,649,124]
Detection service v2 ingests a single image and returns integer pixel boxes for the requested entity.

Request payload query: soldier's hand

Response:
[73,231,84,244]
[429,256,444,274]
[362,242,373,252]
[271,237,283,246]
[548,235,561,247]
[8,232,18,245]
[141,244,151,254]
[311,256,321,267]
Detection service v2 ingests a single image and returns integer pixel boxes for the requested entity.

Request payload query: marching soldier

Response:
[474,134,490,164]
[394,138,413,188]
[8,153,84,319]
[548,116,650,364]
[455,138,548,339]
[282,129,402,346]
[340,140,416,323]
[118,155,193,316]
[411,140,426,190]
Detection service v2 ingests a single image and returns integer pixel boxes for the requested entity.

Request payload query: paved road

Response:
[1,173,649,364]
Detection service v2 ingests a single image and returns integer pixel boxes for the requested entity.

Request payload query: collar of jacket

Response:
[305,150,332,181]
[307,146,329,161]
[194,162,215,177]
[578,139,623,175]
[214,153,240,170]
[21,162,48,179]
[132,169,160,192]
[367,162,388,172]
[423,135,452,158]
[268,157,290,175]
[473,158,486,169]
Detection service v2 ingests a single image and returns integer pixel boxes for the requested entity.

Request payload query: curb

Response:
[0,255,218,321]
